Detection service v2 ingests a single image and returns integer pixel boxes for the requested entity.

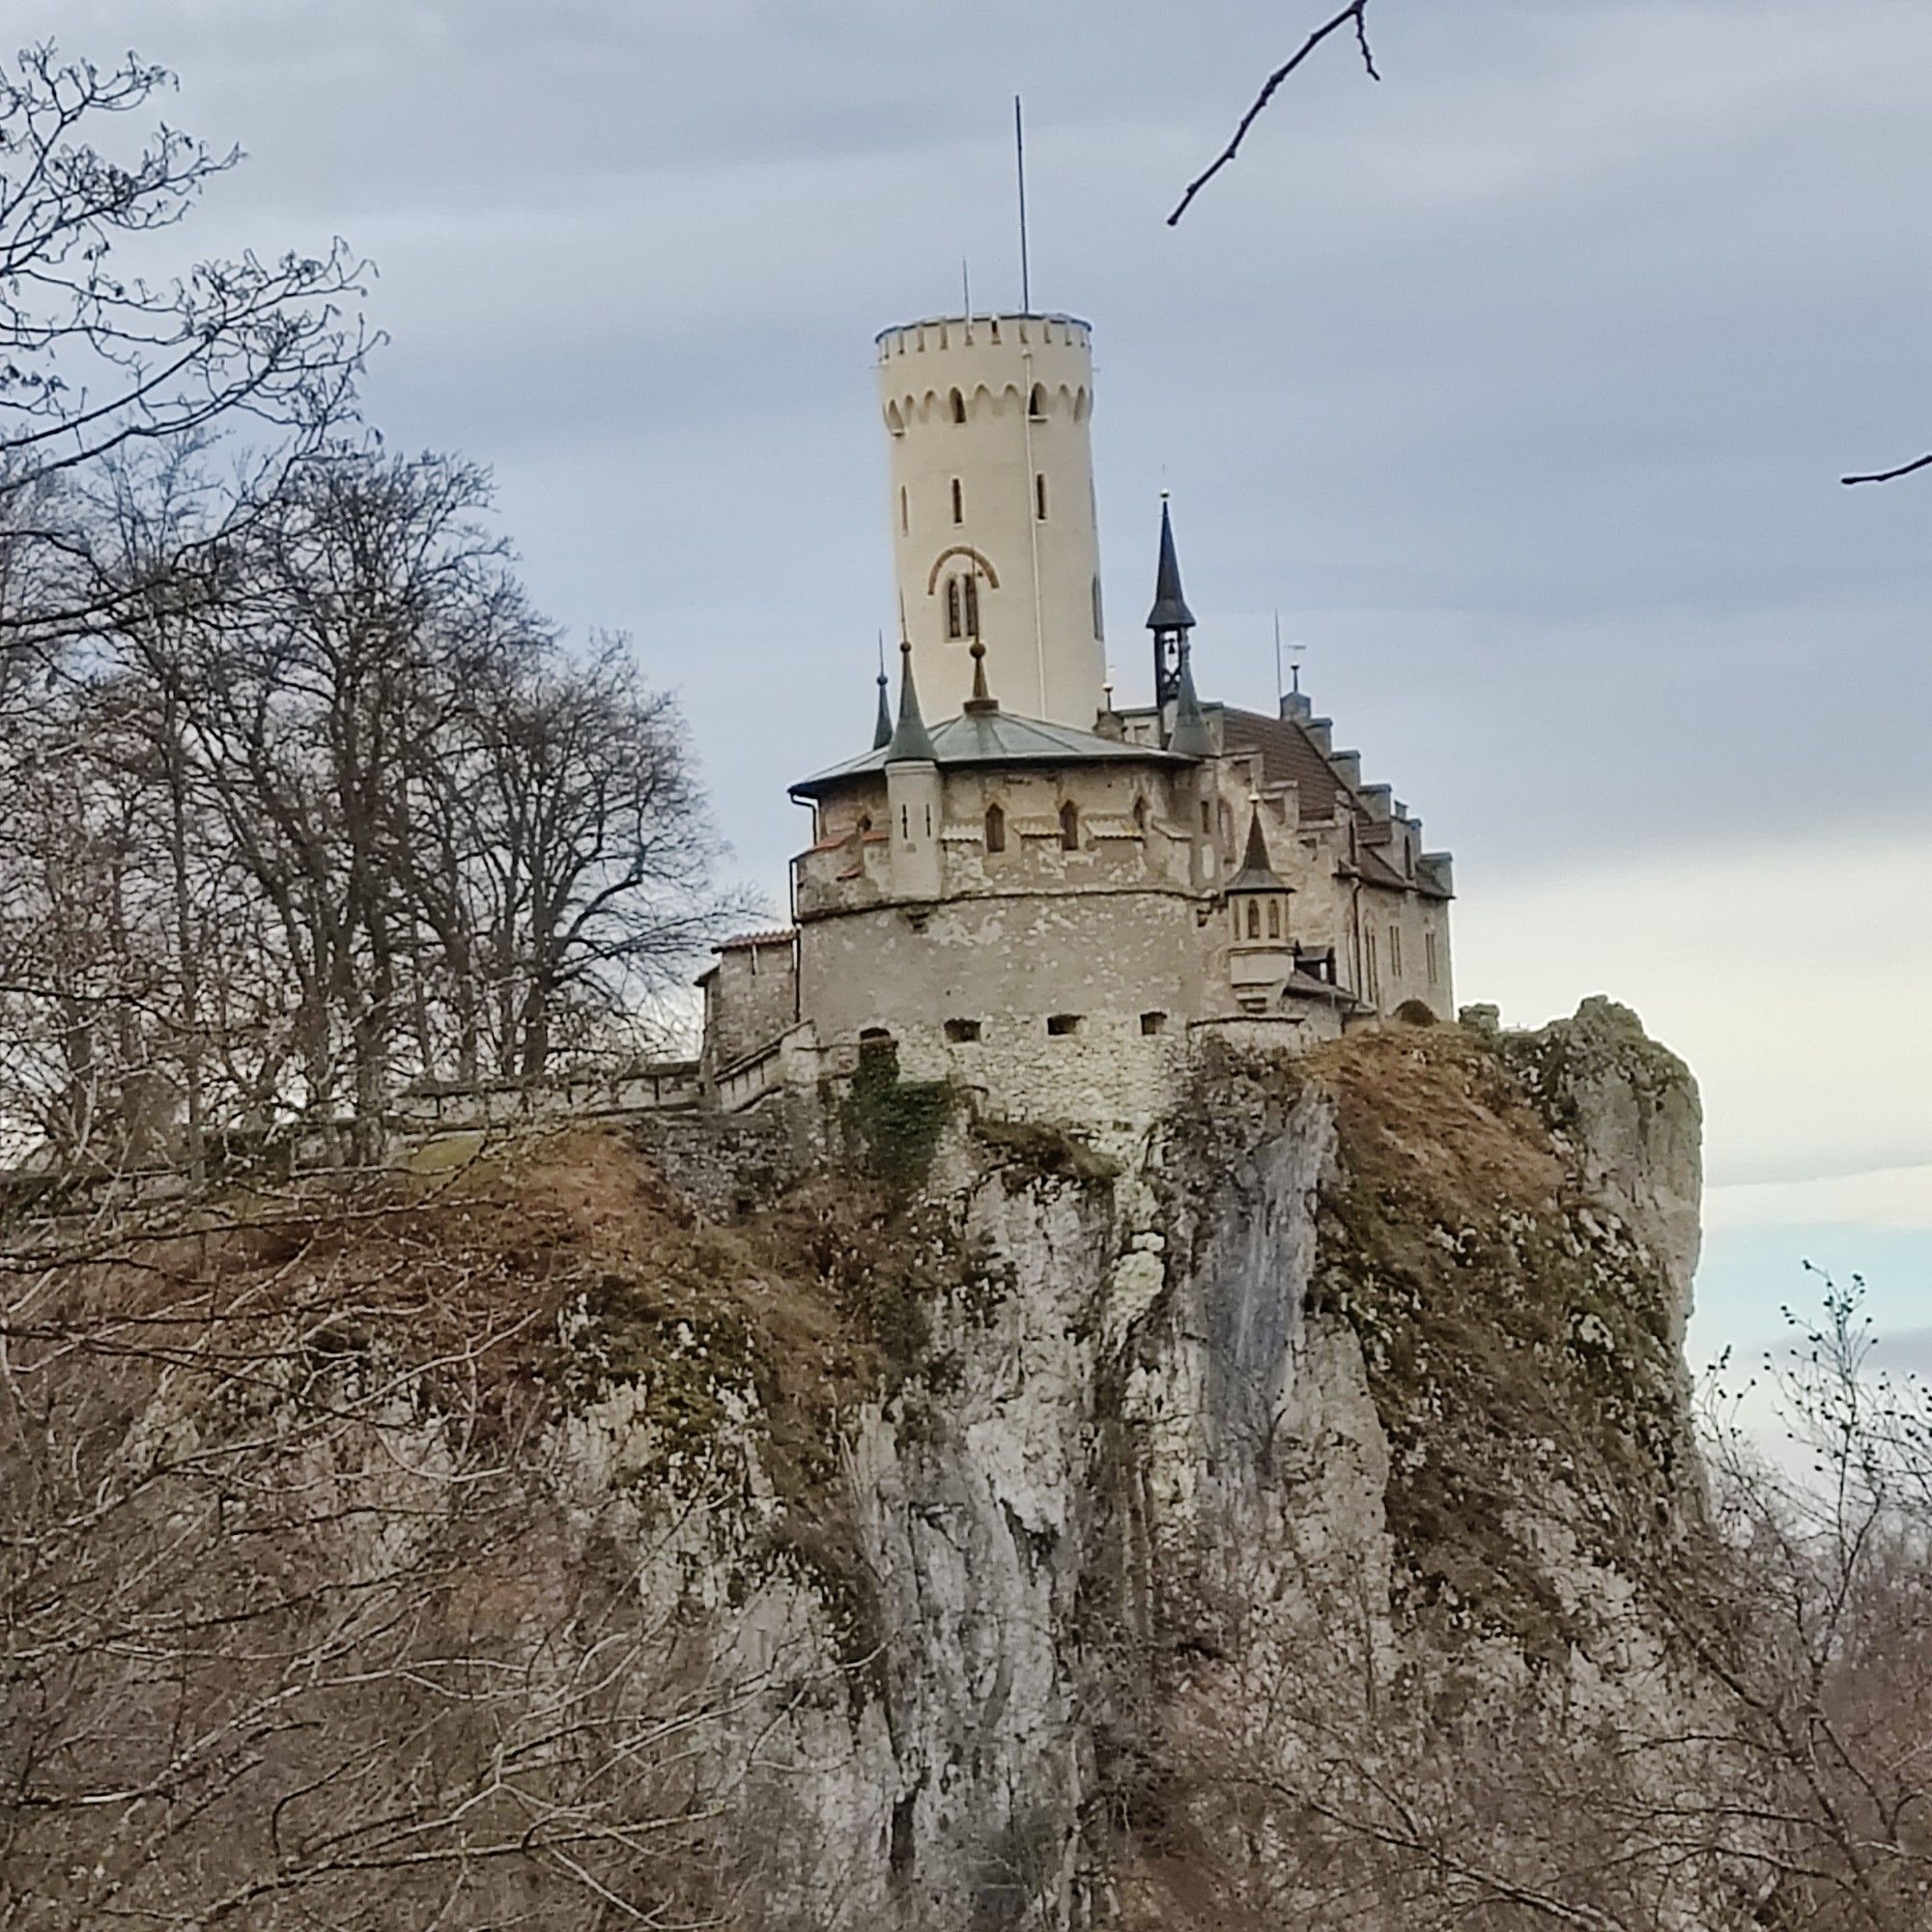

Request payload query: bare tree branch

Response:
[1167,1,1379,226]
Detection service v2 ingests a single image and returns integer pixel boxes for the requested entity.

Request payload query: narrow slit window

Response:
[899,486,908,532]
[946,578,964,640]
[950,388,966,423]
[1246,901,1262,939]
[1059,801,1079,851]
[1029,384,1047,419]
[951,478,963,524]
[1390,925,1402,977]
[1266,900,1282,939]
[984,803,1007,853]
[962,574,980,637]
[1036,473,1048,521]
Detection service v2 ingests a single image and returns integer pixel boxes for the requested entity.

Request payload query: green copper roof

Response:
[792,705,1197,799]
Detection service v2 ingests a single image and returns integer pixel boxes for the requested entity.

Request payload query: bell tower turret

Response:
[877,312,1105,728]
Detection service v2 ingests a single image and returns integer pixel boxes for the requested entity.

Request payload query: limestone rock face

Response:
[611,1002,1708,1925]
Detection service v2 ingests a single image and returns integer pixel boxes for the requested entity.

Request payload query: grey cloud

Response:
[15,0,1931,896]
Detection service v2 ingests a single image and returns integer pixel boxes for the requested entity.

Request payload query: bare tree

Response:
[0,43,367,668]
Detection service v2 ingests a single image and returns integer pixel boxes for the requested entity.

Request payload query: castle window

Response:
[1365,930,1379,1002]
[945,1018,982,1043]
[1201,801,1211,835]
[1036,473,1048,521]
[1246,900,1262,939]
[951,478,963,525]
[962,573,980,637]
[1427,930,1439,986]
[1389,925,1402,978]
[1092,573,1104,640]
[1140,1011,1167,1037]
[1131,796,1149,838]
[1059,802,1079,851]
[1266,899,1282,940]
[887,402,905,437]
[950,388,966,424]
[900,805,909,841]
[1029,384,1047,419]
[946,578,964,640]
[984,803,1006,853]
[1046,1013,1082,1037]
[900,486,908,532]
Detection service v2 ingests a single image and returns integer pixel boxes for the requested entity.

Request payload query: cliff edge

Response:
[1,1003,1711,1931]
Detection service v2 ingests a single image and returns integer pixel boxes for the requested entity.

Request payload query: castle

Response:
[697,309,1454,1132]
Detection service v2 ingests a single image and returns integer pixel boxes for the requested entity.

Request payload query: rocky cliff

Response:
[0,1001,1711,1931]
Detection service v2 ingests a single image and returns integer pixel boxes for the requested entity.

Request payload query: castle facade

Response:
[698,310,1453,1132]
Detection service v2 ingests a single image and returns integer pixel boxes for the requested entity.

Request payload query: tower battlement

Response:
[875,312,1092,356]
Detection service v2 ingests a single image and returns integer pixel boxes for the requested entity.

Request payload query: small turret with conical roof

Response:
[884,639,937,765]
[883,639,942,901]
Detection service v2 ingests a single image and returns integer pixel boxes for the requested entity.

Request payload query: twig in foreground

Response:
[1168,2,1379,226]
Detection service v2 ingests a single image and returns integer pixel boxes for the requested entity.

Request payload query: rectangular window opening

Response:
[1046,1013,1083,1037]
[1140,1011,1167,1037]
[944,1018,982,1043]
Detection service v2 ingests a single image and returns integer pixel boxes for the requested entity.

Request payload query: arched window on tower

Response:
[950,388,967,424]
[1246,900,1262,939]
[951,478,963,525]
[984,802,1006,853]
[1029,384,1047,419]
[946,578,964,640]
[1266,899,1282,939]
[1059,801,1080,852]
[961,573,980,637]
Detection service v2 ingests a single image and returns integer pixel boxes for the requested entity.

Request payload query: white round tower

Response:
[877,313,1106,728]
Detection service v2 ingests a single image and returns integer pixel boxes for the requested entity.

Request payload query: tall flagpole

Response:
[1014,96,1031,312]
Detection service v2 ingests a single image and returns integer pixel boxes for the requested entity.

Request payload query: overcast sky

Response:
[31,0,1931,1362]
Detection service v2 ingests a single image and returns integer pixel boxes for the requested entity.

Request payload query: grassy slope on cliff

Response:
[1310,1022,1694,1655]
[0,1125,961,1929]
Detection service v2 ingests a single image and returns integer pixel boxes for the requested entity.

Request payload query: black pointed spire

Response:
[1228,806,1289,894]
[1148,496,1198,718]
[885,639,936,763]
[1168,644,1211,760]
[1146,497,1196,633]
[872,639,893,750]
